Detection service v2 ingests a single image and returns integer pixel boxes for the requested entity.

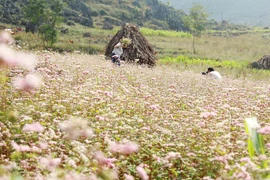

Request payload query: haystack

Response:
[250,55,270,70]
[105,24,157,67]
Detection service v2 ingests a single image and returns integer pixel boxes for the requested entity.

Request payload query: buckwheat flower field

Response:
[1,34,270,180]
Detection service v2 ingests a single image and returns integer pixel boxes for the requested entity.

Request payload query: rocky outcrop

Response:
[250,55,270,70]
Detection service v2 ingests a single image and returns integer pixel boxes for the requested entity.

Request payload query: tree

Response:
[182,3,209,54]
[23,0,63,47]
[23,0,46,33]
[39,0,63,47]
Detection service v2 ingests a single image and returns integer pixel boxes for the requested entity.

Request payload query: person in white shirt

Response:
[111,42,123,66]
[202,67,222,79]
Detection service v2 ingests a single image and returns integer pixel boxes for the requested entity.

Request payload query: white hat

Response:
[115,42,121,47]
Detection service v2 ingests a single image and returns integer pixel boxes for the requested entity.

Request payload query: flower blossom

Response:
[257,126,270,134]
[0,44,36,69]
[105,91,113,98]
[82,71,89,75]
[198,121,206,128]
[165,152,181,161]
[265,143,270,149]
[136,166,149,180]
[93,151,117,168]
[149,104,159,111]
[108,141,140,155]
[13,52,36,70]
[211,156,228,164]
[0,44,15,67]
[11,141,31,152]
[96,115,106,121]
[12,74,42,92]
[39,157,61,170]
[58,117,94,140]
[187,152,196,157]
[200,111,217,119]
[22,122,44,133]
[240,157,252,164]
[141,127,151,131]
[38,142,48,150]
[202,177,214,180]
[0,31,15,44]
[124,174,134,180]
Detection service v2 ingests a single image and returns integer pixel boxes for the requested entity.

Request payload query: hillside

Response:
[159,0,270,27]
[0,0,187,31]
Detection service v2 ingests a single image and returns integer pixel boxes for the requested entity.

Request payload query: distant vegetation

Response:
[139,28,192,38]
[0,0,254,32]
[0,0,187,31]
[160,0,270,27]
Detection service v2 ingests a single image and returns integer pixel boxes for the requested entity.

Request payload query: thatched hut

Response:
[250,55,270,70]
[105,24,157,67]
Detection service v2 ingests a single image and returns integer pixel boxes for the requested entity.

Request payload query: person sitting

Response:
[111,42,123,66]
[202,67,222,79]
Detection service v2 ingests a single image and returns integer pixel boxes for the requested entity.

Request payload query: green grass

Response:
[159,55,249,68]
[158,55,270,80]
[140,27,192,37]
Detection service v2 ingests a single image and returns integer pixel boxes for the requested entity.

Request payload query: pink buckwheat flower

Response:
[203,177,214,180]
[198,121,206,128]
[266,143,270,149]
[58,117,93,140]
[121,142,140,156]
[200,111,217,119]
[93,151,117,168]
[211,156,228,164]
[136,166,149,180]
[124,174,134,180]
[109,141,140,155]
[165,152,181,161]
[108,142,122,153]
[149,104,159,111]
[12,74,42,92]
[105,91,113,98]
[0,31,15,44]
[11,141,31,152]
[240,157,252,163]
[141,127,151,131]
[0,44,15,67]
[39,157,61,170]
[38,142,48,150]
[187,153,196,157]
[22,122,44,133]
[96,115,106,121]
[13,52,36,70]
[257,126,270,134]
[82,70,89,75]
[0,44,36,69]
[80,128,94,138]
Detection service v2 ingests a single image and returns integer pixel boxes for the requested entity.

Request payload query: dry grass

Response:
[149,32,270,62]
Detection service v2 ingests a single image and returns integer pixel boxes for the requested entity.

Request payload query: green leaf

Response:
[10,151,22,161]
[245,117,268,169]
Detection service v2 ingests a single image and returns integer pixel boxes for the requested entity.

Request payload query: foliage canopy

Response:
[23,0,63,47]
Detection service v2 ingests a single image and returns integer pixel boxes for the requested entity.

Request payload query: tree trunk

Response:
[192,35,196,54]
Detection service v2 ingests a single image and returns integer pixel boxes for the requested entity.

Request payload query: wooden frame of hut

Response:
[105,23,157,67]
